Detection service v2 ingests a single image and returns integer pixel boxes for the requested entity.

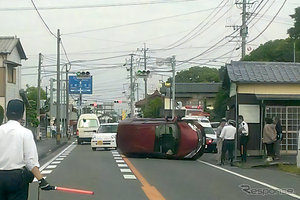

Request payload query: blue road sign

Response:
[69,76,93,94]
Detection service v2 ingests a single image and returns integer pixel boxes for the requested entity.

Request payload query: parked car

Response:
[77,114,100,144]
[182,116,217,153]
[117,118,206,160]
[210,122,220,133]
[91,123,118,151]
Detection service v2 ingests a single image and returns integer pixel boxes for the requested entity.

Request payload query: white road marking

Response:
[114,157,123,159]
[56,158,64,161]
[120,169,132,173]
[123,175,137,179]
[51,161,61,164]
[116,160,125,163]
[118,164,128,167]
[46,165,57,169]
[41,170,52,174]
[197,160,300,199]
[113,154,121,157]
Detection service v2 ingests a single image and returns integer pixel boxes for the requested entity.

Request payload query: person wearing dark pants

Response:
[221,140,235,165]
[0,99,54,200]
[238,115,249,163]
[273,116,282,160]
[220,120,236,166]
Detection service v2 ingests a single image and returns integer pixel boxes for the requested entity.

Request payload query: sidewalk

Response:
[35,137,71,160]
[200,153,297,168]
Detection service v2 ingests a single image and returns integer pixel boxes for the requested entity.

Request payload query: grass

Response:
[277,164,300,175]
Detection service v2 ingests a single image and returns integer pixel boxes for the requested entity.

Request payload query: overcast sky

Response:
[0,0,298,111]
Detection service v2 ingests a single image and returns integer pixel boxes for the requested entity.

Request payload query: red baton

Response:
[55,186,94,195]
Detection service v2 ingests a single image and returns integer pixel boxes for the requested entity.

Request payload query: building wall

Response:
[238,83,300,94]
[7,48,21,64]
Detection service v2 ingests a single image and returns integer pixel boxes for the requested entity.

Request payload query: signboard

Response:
[69,76,93,94]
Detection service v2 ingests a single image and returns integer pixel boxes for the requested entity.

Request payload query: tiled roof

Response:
[0,36,27,60]
[226,61,300,83]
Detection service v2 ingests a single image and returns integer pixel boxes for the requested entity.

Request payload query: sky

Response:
[0,0,298,112]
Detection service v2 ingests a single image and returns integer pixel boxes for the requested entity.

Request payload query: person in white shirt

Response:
[238,115,249,162]
[0,99,54,200]
[220,120,236,166]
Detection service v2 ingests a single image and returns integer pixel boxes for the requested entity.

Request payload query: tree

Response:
[141,97,163,118]
[242,38,299,62]
[211,88,228,121]
[287,7,300,40]
[25,85,46,128]
[167,66,220,83]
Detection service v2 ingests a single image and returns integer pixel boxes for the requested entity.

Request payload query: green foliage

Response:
[211,87,228,121]
[141,97,163,118]
[167,66,220,83]
[287,7,300,40]
[242,38,300,62]
[25,85,46,128]
[0,105,4,125]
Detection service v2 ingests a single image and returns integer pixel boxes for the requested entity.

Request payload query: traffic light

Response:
[114,100,122,103]
[76,71,90,78]
[136,70,150,78]
[89,103,97,107]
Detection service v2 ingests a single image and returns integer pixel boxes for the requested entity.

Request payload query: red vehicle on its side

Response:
[117,117,206,160]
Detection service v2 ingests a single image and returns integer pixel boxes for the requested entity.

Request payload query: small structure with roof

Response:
[223,61,300,156]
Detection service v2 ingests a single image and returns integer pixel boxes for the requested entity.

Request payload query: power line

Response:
[30,0,56,38]
[2,0,197,11]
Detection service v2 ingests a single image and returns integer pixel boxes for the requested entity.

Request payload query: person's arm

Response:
[31,166,43,180]
[220,127,225,139]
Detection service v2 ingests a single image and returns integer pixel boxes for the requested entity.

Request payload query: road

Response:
[29,139,300,200]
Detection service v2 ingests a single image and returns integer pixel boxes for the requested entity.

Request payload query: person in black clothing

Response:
[273,116,282,160]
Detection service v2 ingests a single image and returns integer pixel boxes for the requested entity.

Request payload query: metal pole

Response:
[130,54,134,118]
[172,55,176,119]
[241,0,247,59]
[37,53,42,140]
[66,65,69,138]
[56,29,61,145]
[235,86,238,161]
[144,43,148,107]
[294,41,296,63]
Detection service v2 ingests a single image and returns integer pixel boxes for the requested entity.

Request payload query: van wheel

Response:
[92,148,96,151]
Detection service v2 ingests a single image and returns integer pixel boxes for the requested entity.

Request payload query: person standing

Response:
[0,99,54,200]
[220,120,236,166]
[273,116,282,160]
[238,115,249,162]
[263,117,277,162]
[215,118,227,164]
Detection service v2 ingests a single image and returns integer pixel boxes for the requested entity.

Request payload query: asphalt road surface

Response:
[28,140,300,200]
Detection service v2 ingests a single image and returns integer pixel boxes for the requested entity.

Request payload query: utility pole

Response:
[56,29,61,145]
[143,43,148,101]
[241,0,247,59]
[171,56,176,119]
[37,53,42,140]
[130,54,134,118]
[66,64,69,138]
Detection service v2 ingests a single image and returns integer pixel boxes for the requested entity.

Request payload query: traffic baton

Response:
[54,186,94,195]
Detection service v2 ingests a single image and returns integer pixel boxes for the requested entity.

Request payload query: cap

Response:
[221,118,227,122]
[7,99,24,120]
[228,119,235,126]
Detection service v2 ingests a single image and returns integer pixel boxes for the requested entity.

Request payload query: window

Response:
[7,65,16,84]
[78,119,99,128]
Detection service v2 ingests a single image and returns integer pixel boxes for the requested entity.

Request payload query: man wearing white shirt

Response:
[0,99,54,200]
[220,120,236,166]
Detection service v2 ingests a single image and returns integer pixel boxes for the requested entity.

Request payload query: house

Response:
[160,82,221,117]
[223,61,300,155]
[0,36,27,122]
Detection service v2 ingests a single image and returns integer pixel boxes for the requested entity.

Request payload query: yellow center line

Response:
[123,157,166,200]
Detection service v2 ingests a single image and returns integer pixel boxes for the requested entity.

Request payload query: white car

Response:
[91,123,118,151]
